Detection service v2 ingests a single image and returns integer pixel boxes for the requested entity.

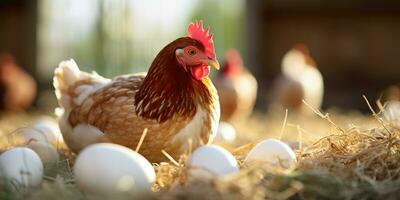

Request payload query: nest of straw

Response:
[151,125,400,200]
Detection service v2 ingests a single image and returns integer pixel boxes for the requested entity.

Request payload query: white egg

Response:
[27,142,60,164]
[214,122,236,143]
[245,139,297,169]
[23,118,64,144]
[188,145,239,177]
[0,147,43,187]
[73,143,155,197]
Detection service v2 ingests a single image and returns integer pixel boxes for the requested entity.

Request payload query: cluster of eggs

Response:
[72,139,296,197]
[0,117,297,197]
[188,139,297,178]
[0,118,62,188]
[214,121,297,170]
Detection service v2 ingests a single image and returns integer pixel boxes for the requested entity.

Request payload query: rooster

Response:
[214,49,257,123]
[54,21,220,162]
[270,44,324,115]
[0,54,36,111]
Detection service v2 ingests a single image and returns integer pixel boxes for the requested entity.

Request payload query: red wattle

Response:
[191,65,210,80]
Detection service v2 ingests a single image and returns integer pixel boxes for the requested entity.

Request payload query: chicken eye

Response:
[188,49,196,56]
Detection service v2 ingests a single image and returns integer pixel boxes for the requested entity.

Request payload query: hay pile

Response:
[153,115,400,200]
[0,104,399,200]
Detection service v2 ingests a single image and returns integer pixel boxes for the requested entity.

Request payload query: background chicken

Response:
[214,49,257,124]
[380,85,400,123]
[270,44,324,115]
[0,54,36,111]
[381,85,400,103]
[54,21,220,162]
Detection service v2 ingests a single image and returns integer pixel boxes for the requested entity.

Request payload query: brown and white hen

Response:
[54,21,220,162]
[271,44,324,115]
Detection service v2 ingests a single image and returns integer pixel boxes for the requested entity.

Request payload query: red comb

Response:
[187,20,216,59]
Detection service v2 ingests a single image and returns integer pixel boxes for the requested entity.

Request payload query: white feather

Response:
[172,101,220,151]
[58,110,105,153]
[299,66,324,112]
[54,59,111,110]
[173,105,207,144]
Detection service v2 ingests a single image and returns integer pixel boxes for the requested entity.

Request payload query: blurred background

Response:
[0,0,399,113]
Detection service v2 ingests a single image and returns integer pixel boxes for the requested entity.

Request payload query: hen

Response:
[270,44,324,115]
[54,21,220,162]
[214,49,257,123]
[0,54,36,111]
[380,85,400,123]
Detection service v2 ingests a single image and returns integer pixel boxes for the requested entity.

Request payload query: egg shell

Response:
[188,145,239,177]
[214,122,236,143]
[245,139,297,169]
[0,147,43,187]
[73,143,155,197]
[23,118,64,144]
[27,142,60,164]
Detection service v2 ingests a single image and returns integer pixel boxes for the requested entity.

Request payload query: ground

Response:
[0,104,399,200]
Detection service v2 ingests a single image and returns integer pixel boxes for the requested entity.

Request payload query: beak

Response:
[203,59,220,70]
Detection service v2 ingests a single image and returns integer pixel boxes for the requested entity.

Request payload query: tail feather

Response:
[53,59,109,112]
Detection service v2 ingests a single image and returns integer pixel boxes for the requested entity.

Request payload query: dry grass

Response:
[0,102,399,200]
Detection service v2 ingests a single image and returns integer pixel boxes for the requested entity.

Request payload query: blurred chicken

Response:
[0,54,36,111]
[270,44,324,115]
[214,49,257,124]
[380,85,400,123]
[381,85,400,103]
[54,21,220,162]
